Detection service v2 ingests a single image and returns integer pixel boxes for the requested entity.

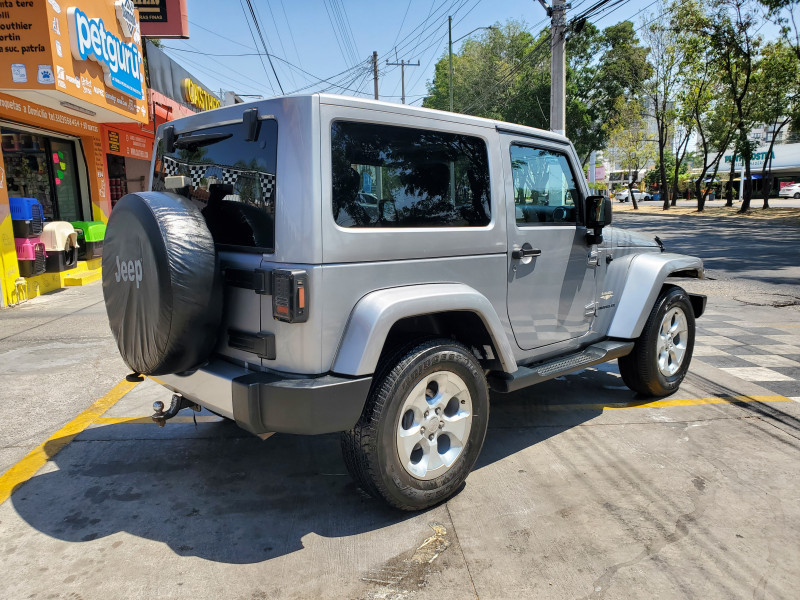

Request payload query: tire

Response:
[794,192,800,199]
[341,339,489,510]
[102,192,223,375]
[618,286,695,397]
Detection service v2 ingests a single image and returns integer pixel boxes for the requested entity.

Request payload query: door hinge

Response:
[584,302,597,317]
[587,250,600,267]
[224,268,272,295]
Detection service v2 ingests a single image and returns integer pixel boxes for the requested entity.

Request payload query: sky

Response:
[157,0,777,107]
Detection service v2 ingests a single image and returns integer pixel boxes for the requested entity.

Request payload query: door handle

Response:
[512,244,542,260]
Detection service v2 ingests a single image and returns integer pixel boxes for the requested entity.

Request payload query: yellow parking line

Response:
[93,416,224,425]
[0,379,139,506]
[539,394,792,412]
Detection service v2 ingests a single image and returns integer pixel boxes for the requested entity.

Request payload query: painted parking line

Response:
[520,394,792,412]
[0,379,139,506]
[93,394,795,427]
[93,415,224,425]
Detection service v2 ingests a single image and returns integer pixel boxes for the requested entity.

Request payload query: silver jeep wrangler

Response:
[102,94,705,510]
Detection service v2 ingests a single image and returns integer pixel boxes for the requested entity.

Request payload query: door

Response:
[503,137,598,350]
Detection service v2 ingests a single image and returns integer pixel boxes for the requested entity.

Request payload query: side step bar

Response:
[488,340,635,393]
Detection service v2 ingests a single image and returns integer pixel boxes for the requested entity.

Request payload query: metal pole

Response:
[373,51,379,100]
[386,59,419,105]
[449,16,453,112]
[401,60,405,104]
[550,3,568,135]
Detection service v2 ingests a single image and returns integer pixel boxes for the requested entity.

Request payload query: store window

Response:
[1,127,84,221]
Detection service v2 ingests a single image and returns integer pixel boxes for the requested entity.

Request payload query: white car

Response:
[615,189,651,202]
[779,183,800,199]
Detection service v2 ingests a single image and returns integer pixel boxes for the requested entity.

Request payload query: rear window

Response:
[331,121,491,228]
[152,119,277,252]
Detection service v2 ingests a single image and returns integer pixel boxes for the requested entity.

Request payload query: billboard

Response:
[134,0,189,38]
[0,0,148,124]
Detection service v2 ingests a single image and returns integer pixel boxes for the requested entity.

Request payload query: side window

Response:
[152,119,277,252]
[331,121,491,228]
[510,144,579,226]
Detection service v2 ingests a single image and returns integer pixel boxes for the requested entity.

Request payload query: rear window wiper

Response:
[173,132,232,149]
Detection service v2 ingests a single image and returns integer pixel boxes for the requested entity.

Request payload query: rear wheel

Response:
[618,286,695,397]
[794,192,800,199]
[341,339,489,510]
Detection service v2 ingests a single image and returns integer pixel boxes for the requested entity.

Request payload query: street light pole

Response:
[448,19,496,113]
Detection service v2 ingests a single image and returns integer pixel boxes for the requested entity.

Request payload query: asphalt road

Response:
[0,214,798,599]
[613,211,800,301]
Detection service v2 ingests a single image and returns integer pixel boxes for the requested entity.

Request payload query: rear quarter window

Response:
[152,119,277,252]
[331,121,491,228]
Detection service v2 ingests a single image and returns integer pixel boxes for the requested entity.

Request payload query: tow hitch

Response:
[152,394,201,427]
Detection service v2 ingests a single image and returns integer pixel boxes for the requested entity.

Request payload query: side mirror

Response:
[585,195,612,244]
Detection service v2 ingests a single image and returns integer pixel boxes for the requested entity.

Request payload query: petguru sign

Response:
[67,0,144,100]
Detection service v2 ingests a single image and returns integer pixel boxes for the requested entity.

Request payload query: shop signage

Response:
[134,0,188,38]
[724,143,800,171]
[146,41,219,114]
[67,5,144,100]
[0,0,148,124]
[181,77,220,111]
[102,122,153,161]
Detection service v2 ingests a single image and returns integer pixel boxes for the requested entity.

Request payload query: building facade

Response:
[0,1,219,306]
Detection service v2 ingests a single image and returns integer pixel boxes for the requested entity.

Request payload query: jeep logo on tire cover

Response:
[115,256,143,288]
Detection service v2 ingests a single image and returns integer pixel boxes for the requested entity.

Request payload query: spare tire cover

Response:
[102,192,223,375]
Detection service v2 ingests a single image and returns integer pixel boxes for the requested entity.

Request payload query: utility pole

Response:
[372,51,379,100]
[449,16,453,112]
[386,58,420,104]
[537,0,569,135]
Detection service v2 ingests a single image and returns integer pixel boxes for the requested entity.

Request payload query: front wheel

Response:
[618,286,696,397]
[341,339,489,510]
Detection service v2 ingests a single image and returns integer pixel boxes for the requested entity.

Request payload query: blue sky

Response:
[157,0,770,105]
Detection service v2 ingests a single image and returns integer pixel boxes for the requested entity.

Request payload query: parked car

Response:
[779,183,800,199]
[615,189,652,202]
[102,94,705,510]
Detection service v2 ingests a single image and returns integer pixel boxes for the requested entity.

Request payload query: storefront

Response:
[98,40,218,207]
[724,143,800,197]
[0,0,148,306]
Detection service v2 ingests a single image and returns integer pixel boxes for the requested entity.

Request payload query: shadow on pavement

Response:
[9,367,656,565]
[612,215,800,287]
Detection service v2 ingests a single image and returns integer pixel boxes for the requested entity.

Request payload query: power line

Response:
[242,0,285,93]
[259,0,298,89]
[278,0,305,75]
[237,0,276,94]
[385,0,472,97]
[170,24,368,92]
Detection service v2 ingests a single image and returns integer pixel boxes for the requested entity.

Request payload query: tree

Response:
[643,2,684,210]
[701,0,763,212]
[605,97,656,209]
[751,40,800,207]
[759,0,800,61]
[424,18,652,168]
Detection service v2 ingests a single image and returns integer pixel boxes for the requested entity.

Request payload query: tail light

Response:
[272,269,308,323]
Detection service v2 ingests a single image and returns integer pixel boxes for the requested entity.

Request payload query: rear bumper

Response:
[155,360,372,435]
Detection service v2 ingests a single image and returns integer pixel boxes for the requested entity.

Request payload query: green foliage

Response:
[604,97,656,192]
[423,18,651,166]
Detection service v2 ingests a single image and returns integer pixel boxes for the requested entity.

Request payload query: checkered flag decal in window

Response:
[162,156,275,200]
